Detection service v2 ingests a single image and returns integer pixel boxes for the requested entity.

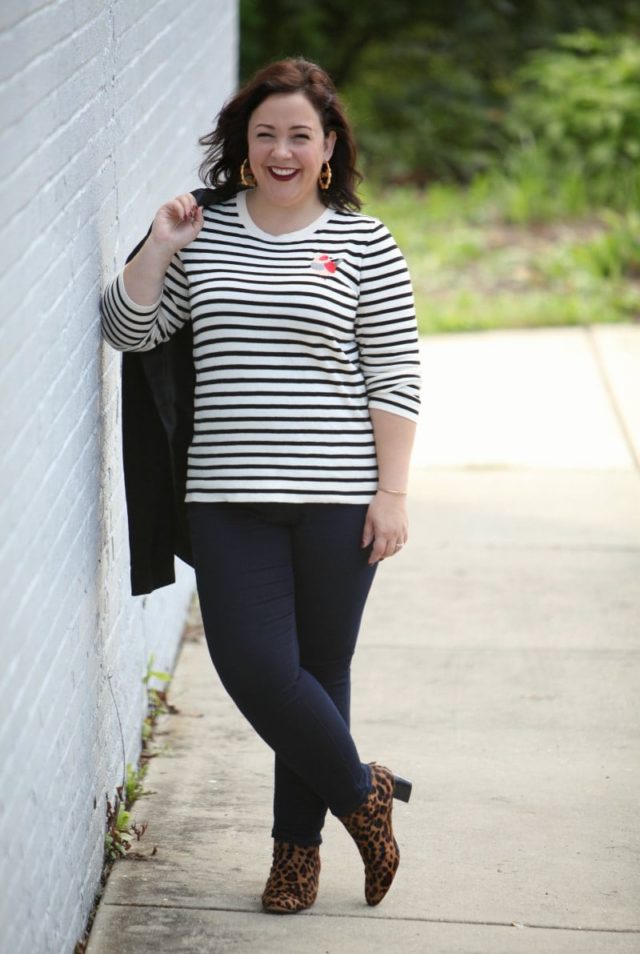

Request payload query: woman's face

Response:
[246,92,336,211]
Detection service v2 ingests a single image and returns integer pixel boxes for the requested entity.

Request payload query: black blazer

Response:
[120,187,217,595]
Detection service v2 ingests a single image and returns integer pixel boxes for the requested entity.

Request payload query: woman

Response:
[101,58,421,914]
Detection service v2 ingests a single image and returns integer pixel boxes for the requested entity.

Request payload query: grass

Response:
[361,180,640,335]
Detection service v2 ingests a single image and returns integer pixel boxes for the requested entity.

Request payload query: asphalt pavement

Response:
[86,323,640,954]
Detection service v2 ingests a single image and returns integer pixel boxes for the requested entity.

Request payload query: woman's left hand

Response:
[361,492,409,566]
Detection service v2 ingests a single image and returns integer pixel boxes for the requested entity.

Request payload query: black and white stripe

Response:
[101,192,421,503]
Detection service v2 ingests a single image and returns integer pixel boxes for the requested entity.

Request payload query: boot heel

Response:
[393,775,412,803]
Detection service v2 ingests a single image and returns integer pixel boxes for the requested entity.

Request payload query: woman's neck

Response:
[244,189,327,236]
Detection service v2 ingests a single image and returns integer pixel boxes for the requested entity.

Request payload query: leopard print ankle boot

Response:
[261,841,321,914]
[338,763,402,906]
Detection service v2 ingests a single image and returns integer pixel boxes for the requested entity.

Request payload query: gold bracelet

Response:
[377,486,408,496]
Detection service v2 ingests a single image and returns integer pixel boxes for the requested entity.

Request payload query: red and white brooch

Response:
[310,253,339,274]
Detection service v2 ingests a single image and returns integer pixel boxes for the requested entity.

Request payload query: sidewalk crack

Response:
[586,327,640,471]
[102,899,640,933]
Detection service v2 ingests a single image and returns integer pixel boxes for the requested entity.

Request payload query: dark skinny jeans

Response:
[187,501,377,846]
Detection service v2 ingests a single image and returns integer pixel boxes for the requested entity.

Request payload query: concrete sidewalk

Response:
[86,324,640,954]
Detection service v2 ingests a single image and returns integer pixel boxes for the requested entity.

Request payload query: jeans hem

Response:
[329,762,372,818]
[271,827,323,847]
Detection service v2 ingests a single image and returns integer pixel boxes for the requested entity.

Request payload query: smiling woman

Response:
[100,57,420,918]
[198,57,362,213]
[243,92,336,232]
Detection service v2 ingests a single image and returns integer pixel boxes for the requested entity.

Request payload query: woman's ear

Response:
[324,130,337,160]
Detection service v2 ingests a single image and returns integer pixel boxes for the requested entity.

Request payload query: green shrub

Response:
[572,211,640,280]
[364,185,640,334]
[345,24,506,185]
[504,31,640,214]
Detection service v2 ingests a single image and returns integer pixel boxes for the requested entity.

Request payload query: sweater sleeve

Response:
[100,253,190,352]
[355,222,421,422]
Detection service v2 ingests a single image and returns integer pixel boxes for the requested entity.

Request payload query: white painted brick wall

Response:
[0,3,237,951]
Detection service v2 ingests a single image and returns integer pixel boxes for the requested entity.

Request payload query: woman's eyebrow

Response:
[254,123,313,131]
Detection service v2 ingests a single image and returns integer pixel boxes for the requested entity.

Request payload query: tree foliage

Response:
[509,31,640,173]
[240,0,639,88]
[485,30,640,214]
[240,0,640,185]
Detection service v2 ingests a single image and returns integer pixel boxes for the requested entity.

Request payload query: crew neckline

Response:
[236,190,334,242]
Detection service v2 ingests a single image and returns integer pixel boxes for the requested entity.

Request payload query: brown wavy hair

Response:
[198,58,362,211]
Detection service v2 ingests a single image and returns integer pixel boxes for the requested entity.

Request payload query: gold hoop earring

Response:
[318,161,332,191]
[240,158,257,188]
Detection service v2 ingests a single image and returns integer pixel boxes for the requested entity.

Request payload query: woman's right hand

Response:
[123,194,204,306]
[149,193,204,254]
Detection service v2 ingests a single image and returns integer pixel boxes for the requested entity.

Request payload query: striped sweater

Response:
[101,191,421,504]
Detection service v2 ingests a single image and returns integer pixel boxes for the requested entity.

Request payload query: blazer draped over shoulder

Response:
[121,187,216,595]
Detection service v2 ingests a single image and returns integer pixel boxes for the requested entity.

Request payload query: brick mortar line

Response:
[0,1,52,35]
[0,6,108,101]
